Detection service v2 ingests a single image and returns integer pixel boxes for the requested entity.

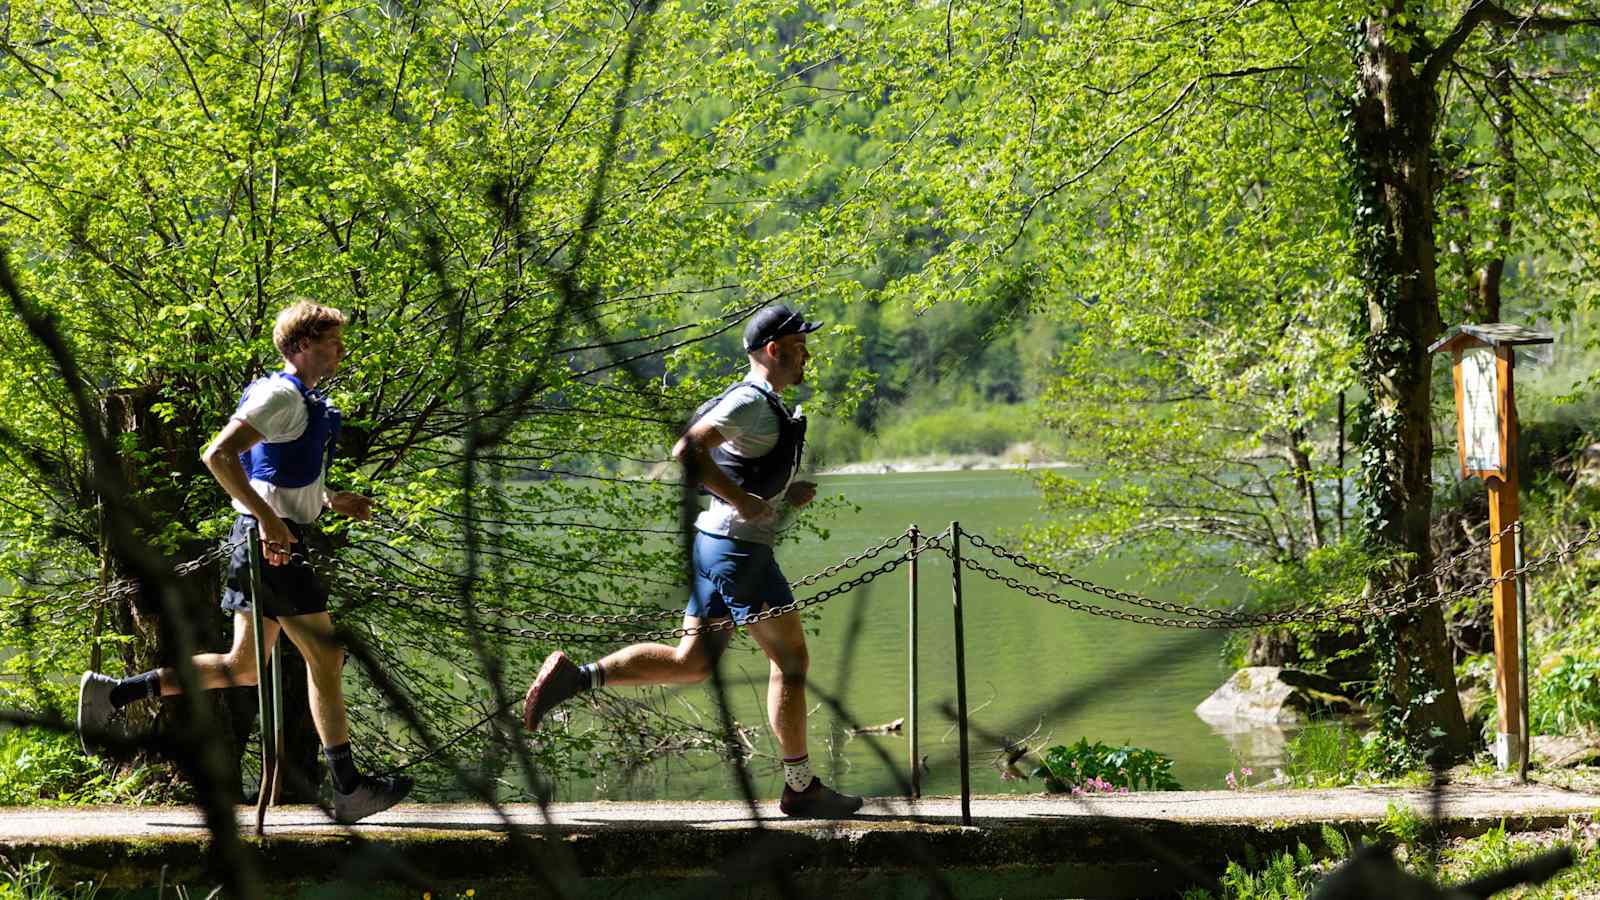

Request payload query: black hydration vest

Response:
[690,382,807,501]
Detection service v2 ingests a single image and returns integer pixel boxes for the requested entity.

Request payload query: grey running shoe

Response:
[522,651,582,733]
[332,773,413,825]
[77,671,118,755]
[779,778,864,818]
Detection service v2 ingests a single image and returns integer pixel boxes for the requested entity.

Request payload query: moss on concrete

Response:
[5,811,1565,899]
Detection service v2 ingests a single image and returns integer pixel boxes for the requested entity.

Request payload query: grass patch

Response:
[1182,817,1600,899]
[1282,721,1374,787]
[0,729,154,806]
[0,856,102,900]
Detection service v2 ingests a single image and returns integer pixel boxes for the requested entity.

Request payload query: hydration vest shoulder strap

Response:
[695,381,788,423]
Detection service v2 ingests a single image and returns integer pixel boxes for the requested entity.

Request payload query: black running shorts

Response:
[219,514,330,621]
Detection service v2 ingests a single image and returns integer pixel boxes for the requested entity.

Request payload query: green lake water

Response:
[562,468,1260,802]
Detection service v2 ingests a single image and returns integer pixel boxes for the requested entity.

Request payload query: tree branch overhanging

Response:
[1423,0,1600,88]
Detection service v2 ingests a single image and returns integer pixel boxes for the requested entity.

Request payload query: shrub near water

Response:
[1035,738,1181,793]
[1531,653,1600,737]
[870,403,1035,459]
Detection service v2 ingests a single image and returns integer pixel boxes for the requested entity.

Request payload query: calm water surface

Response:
[561,469,1264,802]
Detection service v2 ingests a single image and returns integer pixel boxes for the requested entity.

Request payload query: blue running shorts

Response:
[687,531,796,625]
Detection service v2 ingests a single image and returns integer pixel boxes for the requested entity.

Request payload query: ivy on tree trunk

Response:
[1345,10,1470,763]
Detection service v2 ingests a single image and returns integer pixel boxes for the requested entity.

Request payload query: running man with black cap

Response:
[522,303,863,818]
[76,300,412,824]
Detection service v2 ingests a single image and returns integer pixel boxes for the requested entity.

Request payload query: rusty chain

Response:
[1,539,240,628]
[16,515,1584,777]
[0,580,139,629]
[324,528,929,642]
[312,527,921,635]
[964,522,1523,626]
[364,530,950,776]
[11,516,1593,637]
[955,524,1600,629]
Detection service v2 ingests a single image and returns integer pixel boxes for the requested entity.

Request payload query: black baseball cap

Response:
[743,304,823,352]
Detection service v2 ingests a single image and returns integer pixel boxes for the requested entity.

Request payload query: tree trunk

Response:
[1476,34,1514,323]
[1285,425,1323,551]
[102,388,323,802]
[1347,11,1471,762]
[1335,392,1347,541]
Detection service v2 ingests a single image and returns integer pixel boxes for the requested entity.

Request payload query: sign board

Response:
[1429,322,1553,774]
[1459,347,1501,472]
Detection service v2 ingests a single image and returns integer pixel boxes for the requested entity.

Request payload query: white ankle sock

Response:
[782,755,815,792]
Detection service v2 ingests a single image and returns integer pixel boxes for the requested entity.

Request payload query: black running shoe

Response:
[522,651,582,733]
[332,773,413,825]
[779,778,863,818]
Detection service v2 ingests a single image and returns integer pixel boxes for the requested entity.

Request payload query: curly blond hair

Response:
[272,300,347,358]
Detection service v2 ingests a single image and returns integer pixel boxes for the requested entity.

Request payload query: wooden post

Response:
[1488,470,1521,769]
[908,524,921,799]
[247,527,274,834]
[1487,345,1521,771]
[950,521,971,826]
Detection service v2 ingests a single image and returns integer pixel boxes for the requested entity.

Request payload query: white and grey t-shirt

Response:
[692,377,795,545]
[231,376,328,524]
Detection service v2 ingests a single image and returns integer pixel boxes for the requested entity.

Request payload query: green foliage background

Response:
[3,0,1600,804]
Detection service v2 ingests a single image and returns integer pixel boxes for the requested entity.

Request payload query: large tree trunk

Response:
[103,388,323,802]
[1347,11,1471,762]
[1475,32,1514,323]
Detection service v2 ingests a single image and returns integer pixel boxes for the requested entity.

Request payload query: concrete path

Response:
[3,786,1596,898]
[1,784,1597,840]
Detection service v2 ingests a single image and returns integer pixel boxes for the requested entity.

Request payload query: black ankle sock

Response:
[578,662,603,691]
[323,743,361,794]
[110,671,161,709]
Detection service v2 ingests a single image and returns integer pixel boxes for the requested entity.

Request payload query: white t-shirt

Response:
[692,377,795,545]
[230,375,328,524]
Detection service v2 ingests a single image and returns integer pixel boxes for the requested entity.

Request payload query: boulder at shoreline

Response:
[1195,666,1363,727]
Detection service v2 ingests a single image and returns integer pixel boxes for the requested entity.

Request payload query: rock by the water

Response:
[1195,666,1362,727]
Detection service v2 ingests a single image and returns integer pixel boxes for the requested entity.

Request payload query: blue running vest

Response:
[237,372,341,489]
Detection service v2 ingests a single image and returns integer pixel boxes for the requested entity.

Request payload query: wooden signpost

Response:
[1429,323,1552,773]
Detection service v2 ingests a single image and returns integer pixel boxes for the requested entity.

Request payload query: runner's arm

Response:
[201,418,296,564]
[673,421,773,521]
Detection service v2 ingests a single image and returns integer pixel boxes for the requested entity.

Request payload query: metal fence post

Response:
[1516,523,1530,783]
[950,520,971,826]
[269,640,285,806]
[91,512,107,674]
[908,524,921,799]
[246,527,276,833]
